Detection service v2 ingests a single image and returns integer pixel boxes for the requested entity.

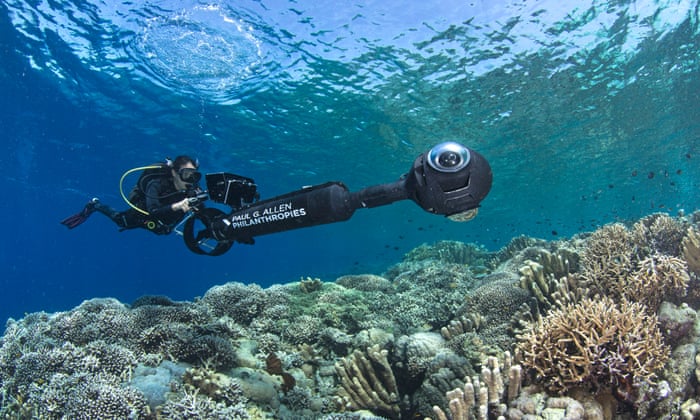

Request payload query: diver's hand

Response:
[172,198,191,213]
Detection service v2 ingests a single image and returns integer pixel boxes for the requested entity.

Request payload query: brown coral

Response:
[628,253,690,310]
[683,227,700,276]
[335,344,401,419]
[517,296,669,396]
[631,212,688,258]
[578,223,635,301]
[518,255,584,311]
[429,352,523,420]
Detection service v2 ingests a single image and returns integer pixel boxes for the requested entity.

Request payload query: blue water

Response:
[1,0,699,323]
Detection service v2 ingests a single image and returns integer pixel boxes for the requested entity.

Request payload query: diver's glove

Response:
[60,198,99,229]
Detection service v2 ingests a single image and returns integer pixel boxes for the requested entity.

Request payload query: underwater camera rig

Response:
[180,142,493,256]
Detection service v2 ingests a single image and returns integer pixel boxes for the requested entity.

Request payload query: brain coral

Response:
[517,296,669,396]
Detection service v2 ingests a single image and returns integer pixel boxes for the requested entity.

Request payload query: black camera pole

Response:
[182,142,492,256]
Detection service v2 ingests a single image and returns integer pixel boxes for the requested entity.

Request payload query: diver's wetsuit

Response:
[94,175,191,235]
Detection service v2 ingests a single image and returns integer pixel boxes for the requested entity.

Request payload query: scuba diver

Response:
[61,155,206,235]
[61,142,493,256]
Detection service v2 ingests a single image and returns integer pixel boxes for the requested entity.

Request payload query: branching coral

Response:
[577,222,690,310]
[183,366,247,405]
[334,344,401,419]
[631,212,688,258]
[517,296,669,396]
[158,386,250,419]
[578,223,635,300]
[628,253,690,310]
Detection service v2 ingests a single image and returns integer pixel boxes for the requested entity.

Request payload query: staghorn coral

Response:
[517,296,669,396]
[631,212,688,258]
[578,223,635,301]
[334,344,401,419]
[7,212,700,419]
[628,253,690,310]
[576,222,691,309]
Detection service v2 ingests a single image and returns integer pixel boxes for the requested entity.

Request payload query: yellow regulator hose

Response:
[119,165,164,215]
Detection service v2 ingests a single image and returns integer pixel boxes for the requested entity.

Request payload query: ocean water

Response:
[1,0,698,323]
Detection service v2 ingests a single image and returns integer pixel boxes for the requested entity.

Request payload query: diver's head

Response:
[172,155,201,190]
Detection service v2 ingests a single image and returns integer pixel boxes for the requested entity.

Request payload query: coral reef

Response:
[2,211,700,419]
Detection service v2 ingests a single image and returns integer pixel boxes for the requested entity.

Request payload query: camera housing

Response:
[183,143,492,256]
[204,173,259,209]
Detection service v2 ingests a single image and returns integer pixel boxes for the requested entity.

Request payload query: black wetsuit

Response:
[95,175,193,235]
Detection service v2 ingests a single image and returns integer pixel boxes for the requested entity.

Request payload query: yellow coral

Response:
[517,296,669,395]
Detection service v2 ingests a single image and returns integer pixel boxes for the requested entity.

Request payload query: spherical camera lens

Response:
[438,151,461,168]
[427,142,471,173]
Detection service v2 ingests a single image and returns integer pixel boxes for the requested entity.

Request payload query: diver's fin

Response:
[60,199,98,229]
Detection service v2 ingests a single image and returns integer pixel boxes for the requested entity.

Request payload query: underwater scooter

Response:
[179,142,492,256]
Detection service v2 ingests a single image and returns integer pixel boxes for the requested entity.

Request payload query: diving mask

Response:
[178,168,202,184]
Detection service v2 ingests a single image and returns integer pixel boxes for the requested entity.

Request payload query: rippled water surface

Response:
[1,0,699,321]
